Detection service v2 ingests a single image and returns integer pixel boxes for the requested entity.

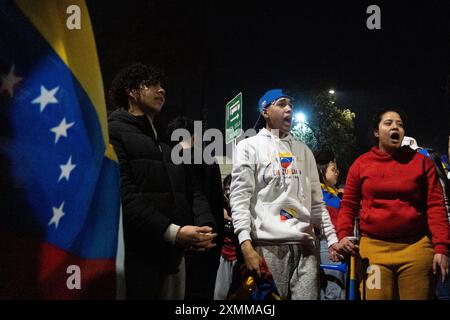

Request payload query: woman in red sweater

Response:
[337,108,450,299]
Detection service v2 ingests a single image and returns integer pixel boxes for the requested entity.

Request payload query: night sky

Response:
[88,0,450,157]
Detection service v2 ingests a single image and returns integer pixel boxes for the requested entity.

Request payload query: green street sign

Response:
[225,92,243,144]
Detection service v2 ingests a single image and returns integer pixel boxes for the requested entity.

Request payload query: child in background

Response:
[314,149,346,300]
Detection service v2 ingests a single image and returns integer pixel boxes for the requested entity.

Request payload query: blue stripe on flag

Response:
[0,1,119,259]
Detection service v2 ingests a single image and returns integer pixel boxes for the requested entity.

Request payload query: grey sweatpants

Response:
[255,243,320,300]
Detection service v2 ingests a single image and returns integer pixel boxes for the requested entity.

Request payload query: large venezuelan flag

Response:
[0,1,120,299]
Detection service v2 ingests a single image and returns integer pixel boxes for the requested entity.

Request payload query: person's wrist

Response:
[241,240,253,252]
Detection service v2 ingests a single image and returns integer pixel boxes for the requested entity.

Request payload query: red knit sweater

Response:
[337,146,450,254]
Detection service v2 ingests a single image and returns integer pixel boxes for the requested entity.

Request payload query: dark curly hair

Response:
[107,63,167,110]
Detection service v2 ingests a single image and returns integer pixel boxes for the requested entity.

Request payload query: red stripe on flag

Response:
[0,228,116,299]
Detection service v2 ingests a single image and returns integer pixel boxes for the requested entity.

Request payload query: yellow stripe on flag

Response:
[14,0,116,162]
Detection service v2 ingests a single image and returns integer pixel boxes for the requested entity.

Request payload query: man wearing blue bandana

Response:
[230,89,341,300]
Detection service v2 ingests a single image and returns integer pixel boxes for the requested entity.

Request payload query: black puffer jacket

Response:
[108,108,215,274]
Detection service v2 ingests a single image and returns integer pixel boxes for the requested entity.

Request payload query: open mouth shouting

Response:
[390,131,401,144]
[283,114,292,126]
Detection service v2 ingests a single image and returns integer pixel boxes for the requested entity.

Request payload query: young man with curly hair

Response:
[108,63,217,299]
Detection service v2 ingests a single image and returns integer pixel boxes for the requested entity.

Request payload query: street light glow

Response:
[295,112,306,123]
[329,89,335,94]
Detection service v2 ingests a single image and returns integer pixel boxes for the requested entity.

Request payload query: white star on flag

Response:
[32,85,59,112]
[50,118,75,144]
[58,156,77,182]
[49,202,65,229]
[0,64,23,97]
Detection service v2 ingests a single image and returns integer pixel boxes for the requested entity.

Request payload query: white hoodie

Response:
[230,128,338,247]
